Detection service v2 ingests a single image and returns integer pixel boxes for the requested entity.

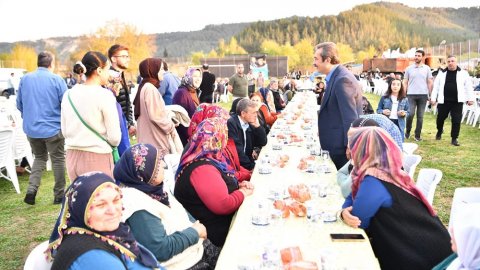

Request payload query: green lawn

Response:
[1,92,479,269]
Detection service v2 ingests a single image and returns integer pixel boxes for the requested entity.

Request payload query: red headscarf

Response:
[188,104,230,137]
[349,127,436,216]
[177,117,234,178]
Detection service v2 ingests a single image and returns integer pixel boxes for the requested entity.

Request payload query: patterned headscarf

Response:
[176,117,234,178]
[188,104,230,137]
[114,144,170,206]
[181,67,202,90]
[46,172,158,268]
[134,58,163,120]
[349,127,435,216]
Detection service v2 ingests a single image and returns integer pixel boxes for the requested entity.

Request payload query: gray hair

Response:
[314,42,340,65]
[38,51,54,68]
[236,98,255,115]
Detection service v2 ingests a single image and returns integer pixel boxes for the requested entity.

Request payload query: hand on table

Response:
[341,206,361,228]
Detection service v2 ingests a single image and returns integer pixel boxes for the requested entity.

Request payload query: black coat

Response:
[111,67,133,126]
[227,115,267,170]
[199,71,216,103]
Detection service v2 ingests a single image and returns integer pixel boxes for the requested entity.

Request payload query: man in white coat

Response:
[430,55,474,146]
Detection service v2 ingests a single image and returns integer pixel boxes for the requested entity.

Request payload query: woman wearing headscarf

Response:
[172,68,202,145]
[340,127,451,270]
[62,52,121,180]
[433,204,480,270]
[134,58,182,155]
[114,144,219,270]
[175,118,254,247]
[46,172,161,270]
[188,104,252,182]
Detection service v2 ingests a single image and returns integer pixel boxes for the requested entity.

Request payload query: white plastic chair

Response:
[402,142,418,155]
[23,240,52,270]
[163,153,181,194]
[449,187,480,229]
[402,154,422,179]
[0,129,20,193]
[415,169,442,205]
[11,111,34,171]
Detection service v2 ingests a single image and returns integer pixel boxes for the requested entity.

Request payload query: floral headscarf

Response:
[181,67,202,90]
[349,127,436,216]
[46,172,158,268]
[176,117,234,178]
[188,104,230,137]
[114,144,170,206]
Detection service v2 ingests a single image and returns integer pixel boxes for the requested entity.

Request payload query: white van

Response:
[0,68,27,97]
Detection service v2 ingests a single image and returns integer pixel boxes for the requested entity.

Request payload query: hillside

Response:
[235,2,479,53]
[0,2,478,64]
[0,23,249,64]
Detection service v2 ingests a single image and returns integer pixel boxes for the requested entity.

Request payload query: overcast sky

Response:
[0,0,478,43]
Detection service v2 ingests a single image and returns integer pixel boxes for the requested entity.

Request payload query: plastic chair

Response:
[10,111,34,171]
[402,154,422,179]
[163,153,181,194]
[23,240,52,270]
[449,187,480,228]
[0,129,20,193]
[415,169,442,205]
[402,142,418,155]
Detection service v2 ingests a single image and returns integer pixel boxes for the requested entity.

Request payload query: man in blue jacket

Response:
[314,42,363,169]
[17,51,67,205]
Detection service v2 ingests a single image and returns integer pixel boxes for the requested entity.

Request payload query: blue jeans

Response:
[406,94,428,138]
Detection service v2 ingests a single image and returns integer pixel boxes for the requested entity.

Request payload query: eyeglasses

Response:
[114,55,130,59]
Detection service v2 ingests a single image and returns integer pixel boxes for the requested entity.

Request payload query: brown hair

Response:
[108,44,129,61]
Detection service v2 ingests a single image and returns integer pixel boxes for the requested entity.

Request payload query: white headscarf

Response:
[447,203,480,270]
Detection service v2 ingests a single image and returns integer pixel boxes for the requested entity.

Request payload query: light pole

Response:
[440,40,447,65]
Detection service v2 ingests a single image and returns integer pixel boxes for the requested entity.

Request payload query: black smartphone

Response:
[330,233,366,242]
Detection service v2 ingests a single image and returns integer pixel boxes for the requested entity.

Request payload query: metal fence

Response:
[425,38,480,71]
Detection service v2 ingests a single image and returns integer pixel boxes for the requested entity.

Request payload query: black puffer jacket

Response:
[111,67,134,127]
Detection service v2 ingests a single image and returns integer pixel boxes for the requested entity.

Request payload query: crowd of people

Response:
[13,40,479,270]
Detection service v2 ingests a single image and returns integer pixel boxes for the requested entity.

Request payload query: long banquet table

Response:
[215,92,380,269]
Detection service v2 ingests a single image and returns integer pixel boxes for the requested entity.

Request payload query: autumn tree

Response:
[356,45,377,63]
[70,20,155,79]
[6,44,37,72]
[293,39,314,71]
[190,51,205,65]
[336,43,355,64]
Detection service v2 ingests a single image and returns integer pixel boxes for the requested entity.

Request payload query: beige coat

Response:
[136,83,183,154]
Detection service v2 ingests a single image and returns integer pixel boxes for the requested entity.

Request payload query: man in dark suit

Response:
[199,63,216,103]
[227,98,267,170]
[314,42,363,169]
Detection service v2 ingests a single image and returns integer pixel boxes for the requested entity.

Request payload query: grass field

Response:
[0,92,479,269]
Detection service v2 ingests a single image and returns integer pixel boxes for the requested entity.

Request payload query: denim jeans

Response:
[406,94,428,138]
[27,132,65,198]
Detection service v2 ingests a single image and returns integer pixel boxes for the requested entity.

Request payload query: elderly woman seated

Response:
[340,127,451,270]
[46,172,161,270]
[175,117,254,247]
[113,143,220,270]
[188,104,252,182]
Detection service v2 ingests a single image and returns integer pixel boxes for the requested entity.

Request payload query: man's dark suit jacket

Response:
[227,115,267,170]
[199,71,216,103]
[318,65,362,157]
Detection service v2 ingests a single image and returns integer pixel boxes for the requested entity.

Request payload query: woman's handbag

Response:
[67,92,120,163]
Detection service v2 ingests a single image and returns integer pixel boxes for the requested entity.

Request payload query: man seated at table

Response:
[227,98,267,170]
